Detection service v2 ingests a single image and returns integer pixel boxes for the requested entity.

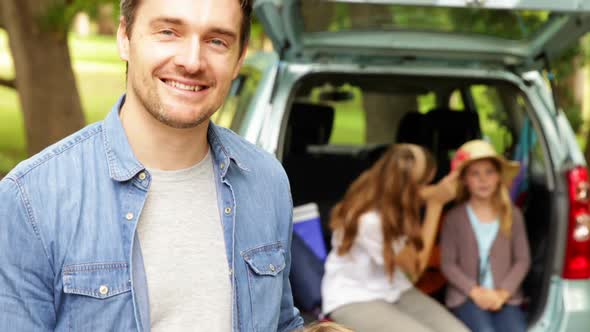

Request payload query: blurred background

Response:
[1,0,589,177]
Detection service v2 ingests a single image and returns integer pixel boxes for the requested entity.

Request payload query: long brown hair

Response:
[456,158,513,237]
[330,144,436,278]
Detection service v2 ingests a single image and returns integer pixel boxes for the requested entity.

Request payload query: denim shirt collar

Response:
[102,94,248,182]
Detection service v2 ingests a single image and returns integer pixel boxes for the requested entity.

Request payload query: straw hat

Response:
[451,139,520,186]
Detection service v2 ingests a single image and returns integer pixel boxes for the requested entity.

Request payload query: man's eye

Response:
[211,39,226,47]
[159,30,175,36]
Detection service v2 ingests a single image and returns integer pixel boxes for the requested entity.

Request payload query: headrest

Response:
[425,107,481,150]
[396,111,428,146]
[286,102,335,154]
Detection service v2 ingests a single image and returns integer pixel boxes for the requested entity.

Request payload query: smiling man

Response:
[0,0,303,331]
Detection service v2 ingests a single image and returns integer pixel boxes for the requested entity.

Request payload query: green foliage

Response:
[550,36,590,133]
[564,104,584,133]
[40,0,118,35]
[314,2,549,41]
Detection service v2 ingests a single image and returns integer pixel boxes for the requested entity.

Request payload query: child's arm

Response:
[395,201,442,281]
[396,172,458,281]
[439,211,478,297]
[496,208,531,298]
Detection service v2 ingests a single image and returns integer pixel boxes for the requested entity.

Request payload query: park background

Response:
[1,1,590,177]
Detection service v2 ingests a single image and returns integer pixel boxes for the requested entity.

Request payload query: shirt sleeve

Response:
[0,178,55,331]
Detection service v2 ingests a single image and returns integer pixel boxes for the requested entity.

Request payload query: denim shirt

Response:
[0,96,303,332]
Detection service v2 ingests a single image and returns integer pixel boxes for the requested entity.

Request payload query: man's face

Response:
[117,0,246,129]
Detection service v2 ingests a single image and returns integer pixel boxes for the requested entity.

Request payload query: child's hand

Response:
[488,289,511,311]
[469,286,501,310]
[395,245,421,282]
[421,171,458,205]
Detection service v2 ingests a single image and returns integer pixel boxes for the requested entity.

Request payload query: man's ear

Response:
[117,16,130,62]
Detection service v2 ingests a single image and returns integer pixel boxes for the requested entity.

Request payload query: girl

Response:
[440,140,531,332]
[321,144,468,332]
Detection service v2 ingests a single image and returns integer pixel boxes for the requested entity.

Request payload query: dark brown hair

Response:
[330,144,436,279]
[119,0,252,53]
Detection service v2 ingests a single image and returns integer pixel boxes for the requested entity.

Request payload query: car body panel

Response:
[530,278,590,332]
[254,0,590,70]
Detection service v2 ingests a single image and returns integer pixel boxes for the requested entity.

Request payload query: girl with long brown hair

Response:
[440,140,531,332]
[321,144,468,332]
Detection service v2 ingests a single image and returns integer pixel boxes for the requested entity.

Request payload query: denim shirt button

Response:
[224,207,232,215]
[269,264,276,272]
[99,285,109,295]
[220,163,225,169]
[138,172,146,180]
[125,212,134,221]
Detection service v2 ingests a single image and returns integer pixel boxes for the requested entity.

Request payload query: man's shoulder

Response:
[5,122,104,182]
[210,124,284,174]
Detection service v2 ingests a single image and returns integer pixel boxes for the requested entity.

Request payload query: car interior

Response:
[279,73,555,325]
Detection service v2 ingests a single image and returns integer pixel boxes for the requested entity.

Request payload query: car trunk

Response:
[279,70,557,324]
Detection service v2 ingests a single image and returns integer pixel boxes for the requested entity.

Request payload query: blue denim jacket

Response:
[0,96,303,332]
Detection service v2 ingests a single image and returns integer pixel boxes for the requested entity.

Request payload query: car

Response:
[211,0,590,330]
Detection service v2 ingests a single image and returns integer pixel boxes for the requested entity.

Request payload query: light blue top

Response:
[466,205,500,289]
[0,95,303,332]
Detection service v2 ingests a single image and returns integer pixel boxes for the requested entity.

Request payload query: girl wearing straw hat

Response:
[440,139,531,332]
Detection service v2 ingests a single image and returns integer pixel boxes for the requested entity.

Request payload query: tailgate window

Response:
[300,1,550,40]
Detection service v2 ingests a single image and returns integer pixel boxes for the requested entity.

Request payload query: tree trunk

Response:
[301,1,334,31]
[97,3,116,35]
[0,0,85,155]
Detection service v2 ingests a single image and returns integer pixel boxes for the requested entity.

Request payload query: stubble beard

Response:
[133,76,214,129]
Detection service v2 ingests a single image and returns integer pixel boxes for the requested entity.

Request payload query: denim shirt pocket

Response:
[62,262,135,330]
[242,242,286,331]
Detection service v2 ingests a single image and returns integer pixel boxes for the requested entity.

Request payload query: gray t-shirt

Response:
[137,150,231,331]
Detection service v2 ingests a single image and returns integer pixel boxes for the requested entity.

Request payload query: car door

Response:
[254,0,590,72]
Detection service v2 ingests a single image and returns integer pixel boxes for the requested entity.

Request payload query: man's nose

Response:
[175,36,205,74]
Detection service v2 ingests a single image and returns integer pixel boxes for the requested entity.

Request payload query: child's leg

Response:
[395,288,470,332]
[452,299,495,332]
[330,299,434,332]
[492,305,527,332]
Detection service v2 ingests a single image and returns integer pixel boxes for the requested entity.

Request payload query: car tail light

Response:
[563,166,590,279]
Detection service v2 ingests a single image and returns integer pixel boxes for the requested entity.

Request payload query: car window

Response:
[300,1,550,41]
[471,85,513,155]
[449,89,465,110]
[418,92,436,114]
[311,85,366,145]
[211,66,262,131]
[513,94,547,179]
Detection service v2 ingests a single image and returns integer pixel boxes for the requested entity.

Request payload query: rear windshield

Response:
[300,1,552,40]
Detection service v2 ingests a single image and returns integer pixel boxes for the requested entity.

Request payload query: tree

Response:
[0,0,116,156]
[0,0,84,155]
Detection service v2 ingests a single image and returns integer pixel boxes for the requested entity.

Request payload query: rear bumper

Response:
[530,277,590,332]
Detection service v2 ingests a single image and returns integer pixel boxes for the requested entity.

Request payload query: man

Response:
[0,0,304,331]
